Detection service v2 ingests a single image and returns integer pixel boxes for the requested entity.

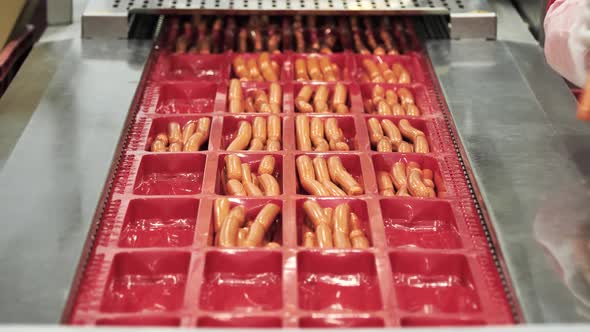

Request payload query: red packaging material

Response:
[65,34,515,327]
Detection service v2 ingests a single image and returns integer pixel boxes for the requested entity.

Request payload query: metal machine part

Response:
[81,0,497,39]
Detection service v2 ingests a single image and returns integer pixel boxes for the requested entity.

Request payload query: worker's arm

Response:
[544,0,590,87]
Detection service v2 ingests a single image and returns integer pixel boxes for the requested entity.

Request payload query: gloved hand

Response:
[544,0,590,87]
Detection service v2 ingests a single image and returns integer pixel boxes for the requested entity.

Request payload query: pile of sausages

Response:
[295,84,349,113]
[296,116,350,151]
[224,155,281,197]
[150,118,211,152]
[376,161,439,198]
[226,115,282,151]
[294,57,342,82]
[302,200,370,249]
[368,118,429,153]
[213,198,281,248]
[233,53,280,82]
[296,155,363,196]
[360,59,412,84]
[167,16,417,54]
[228,79,282,113]
[364,85,421,117]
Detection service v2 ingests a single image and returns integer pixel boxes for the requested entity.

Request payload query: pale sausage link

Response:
[350,212,370,249]
[267,115,281,141]
[408,168,435,198]
[333,203,352,249]
[295,115,313,151]
[168,122,182,144]
[312,156,331,182]
[225,154,243,181]
[213,198,230,234]
[244,203,281,247]
[391,161,408,190]
[414,135,430,153]
[259,173,281,196]
[306,57,323,81]
[367,118,384,145]
[381,119,402,146]
[227,121,253,151]
[233,56,250,80]
[295,85,314,113]
[313,86,329,113]
[377,171,396,196]
[327,156,364,195]
[398,119,424,143]
[218,206,246,247]
[295,58,310,81]
[182,122,196,145]
[258,155,275,175]
[376,138,393,152]
[226,179,247,196]
[252,116,267,143]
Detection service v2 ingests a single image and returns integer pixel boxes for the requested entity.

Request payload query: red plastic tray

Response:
[65,36,515,328]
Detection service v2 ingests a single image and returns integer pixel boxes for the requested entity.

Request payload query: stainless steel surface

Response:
[81,0,496,39]
[47,0,74,25]
[490,0,537,44]
[511,0,546,38]
[0,38,151,323]
[428,39,590,323]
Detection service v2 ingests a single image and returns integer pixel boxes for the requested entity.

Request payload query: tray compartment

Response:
[400,317,485,327]
[293,115,361,151]
[297,251,382,311]
[380,199,462,249]
[199,250,283,311]
[96,316,181,326]
[359,83,435,116]
[100,252,190,313]
[353,55,424,84]
[299,316,385,328]
[220,114,286,151]
[215,153,284,196]
[153,54,229,82]
[292,82,360,114]
[133,154,206,195]
[291,54,352,82]
[145,115,212,152]
[154,83,218,114]
[197,315,283,327]
[389,252,481,314]
[294,153,366,196]
[119,198,198,248]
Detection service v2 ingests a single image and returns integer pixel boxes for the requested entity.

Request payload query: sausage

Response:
[313,140,330,152]
[350,212,370,249]
[241,163,253,183]
[268,103,281,114]
[150,139,167,152]
[324,118,345,144]
[252,116,267,143]
[267,115,281,141]
[414,135,430,153]
[332,83,347,106]
[372,85,385,104]
[408,168,435,198]
[238,28,248,53]
[324,207,334,228]
[385,90,399,106]
[269,82,282,105]
[397,67,411,84]
[376,100,393,115]
[381,119,403,146]
[406,161,421,174]
[333,141,350,151]
[271,61,280,75]
[229,79,243,100]
[244,203,281,247]
[155,132,169,145]
[233,56,250,80]
[301,178,331,196]
[378,62,397,83]
[295,85,314,113]
[226,179,247,196]
[362,59,384,82]
[229,99,243,113]
[316,222,334,248]
[243,181,264,196]
[334,104,349,113]
[376,138,393,152]
[423,168,434,181]
[377,171,396,196]
[367,118,384,145]
[169,142,183,152]
[184,132,208,151]
[391,103,406,116]
[303,200,329,227]
[296,155,315,181]
[306,57,323,80]
[312,157,331,182]
[237,227,249,247]
[313,86,329,113]
[398,119,424,143]
[295,59,310,81]
[350,229,370,249]
[195,117,210,135]
[248,138,265,151]
[322,180,347,196]
[258,155,275,175]
[225,154,243,181]
[259,173,281,196]
[319,56,337,81]
[397,141,414,153]
[175,36,188,54]
[397,87,415,105]
[391,161,408,190]
[266,139,281,151]
[397,186,411,196]
[403,104,419,117]
[247,58,264,82]
[310,117,325,144]
[258,53,278,82]
[227,121,253,151]
[218,206,246,247]
[333,203,352,249]
[213,198,230,233]
[168,122,182,144]
[332,63,341,80]
[295,115,313,151]
[302,225,317,248]
[253,90,270,112]
[327,156,364,195]
[265,242,281,249]
[434,171,446,197]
